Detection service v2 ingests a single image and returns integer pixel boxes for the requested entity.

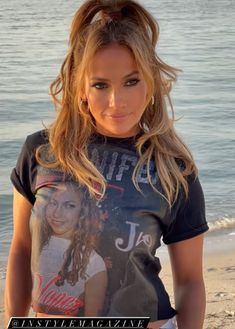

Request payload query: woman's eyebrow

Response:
[90,70,140,81]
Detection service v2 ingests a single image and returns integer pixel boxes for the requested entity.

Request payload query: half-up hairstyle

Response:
[36,0,198,206]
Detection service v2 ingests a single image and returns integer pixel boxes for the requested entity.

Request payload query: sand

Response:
[160,244,235,329]
[1,240,234,329]
[203,250,235,329]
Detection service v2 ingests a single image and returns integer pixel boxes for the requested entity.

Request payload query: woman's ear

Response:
[80,90,87,102]
[79,93,88,107]
[80,76,89,101]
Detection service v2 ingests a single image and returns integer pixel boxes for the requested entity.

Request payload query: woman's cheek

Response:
[45,208,51,218]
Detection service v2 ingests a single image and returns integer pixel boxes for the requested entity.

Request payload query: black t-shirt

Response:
[11,130,209,320]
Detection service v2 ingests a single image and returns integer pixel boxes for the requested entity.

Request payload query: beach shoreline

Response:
[1,233,234,328]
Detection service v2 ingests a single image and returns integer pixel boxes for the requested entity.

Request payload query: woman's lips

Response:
[50,219,65,226]
[106,113,130,119]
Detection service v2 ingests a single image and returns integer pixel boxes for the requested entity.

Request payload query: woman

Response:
[31,182,107,316]
[4,1,209,328]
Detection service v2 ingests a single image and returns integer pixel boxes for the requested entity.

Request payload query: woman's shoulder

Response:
[25,129,49,148]
[88,250,106,271]
[175,157,186,171]
[175,157,197,181]
[23,129,49,155]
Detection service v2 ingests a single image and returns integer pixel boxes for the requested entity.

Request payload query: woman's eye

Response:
[92,83,107,90]
[65,202,76,209]
[125,79,140,86]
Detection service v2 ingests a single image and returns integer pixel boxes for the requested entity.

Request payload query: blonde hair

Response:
[36,0,197,206]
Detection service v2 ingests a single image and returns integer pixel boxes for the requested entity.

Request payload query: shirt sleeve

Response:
[10,136,36,205]
[86,251,106,279]
[162,174,209,245]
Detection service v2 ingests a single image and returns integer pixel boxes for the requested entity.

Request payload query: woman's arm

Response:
[4,188,33,327]
[167,234,206,329]
[84,270,108,316]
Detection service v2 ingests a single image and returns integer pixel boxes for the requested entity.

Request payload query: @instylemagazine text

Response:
[7,317,150,329]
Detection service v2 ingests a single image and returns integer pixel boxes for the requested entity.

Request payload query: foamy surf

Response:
[207,217,235,234]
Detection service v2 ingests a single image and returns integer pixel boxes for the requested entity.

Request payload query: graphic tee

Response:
[11,130,209,320]
[33,236,105,315]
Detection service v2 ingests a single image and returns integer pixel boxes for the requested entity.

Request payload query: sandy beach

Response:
[203,250,235,329]
[1,235,234,329]
[159,235,235,329]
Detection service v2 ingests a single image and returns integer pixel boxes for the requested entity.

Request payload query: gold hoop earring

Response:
[151,96,155,106]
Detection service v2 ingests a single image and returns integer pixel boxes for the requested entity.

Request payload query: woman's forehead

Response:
[85,44,139,79]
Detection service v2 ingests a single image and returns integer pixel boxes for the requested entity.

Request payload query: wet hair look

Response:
[36,0,197,206]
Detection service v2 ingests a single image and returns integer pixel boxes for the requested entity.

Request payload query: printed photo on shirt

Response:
[31,180,107,316]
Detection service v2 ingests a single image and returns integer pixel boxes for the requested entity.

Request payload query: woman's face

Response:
[46,186,81,239]
[84,44,149,138]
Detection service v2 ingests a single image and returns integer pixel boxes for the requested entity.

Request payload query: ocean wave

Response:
[208,217,235,233]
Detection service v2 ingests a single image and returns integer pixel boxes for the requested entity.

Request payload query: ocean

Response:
[0,0,235,279]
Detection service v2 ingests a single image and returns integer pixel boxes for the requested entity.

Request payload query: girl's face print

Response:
[46,186,81,239]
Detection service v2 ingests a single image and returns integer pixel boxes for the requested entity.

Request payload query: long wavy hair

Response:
[40,182,101,286]
[36,0,197,206]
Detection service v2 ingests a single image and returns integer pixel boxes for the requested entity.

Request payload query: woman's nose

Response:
[109,90,126,109]
[53,205,62,217]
